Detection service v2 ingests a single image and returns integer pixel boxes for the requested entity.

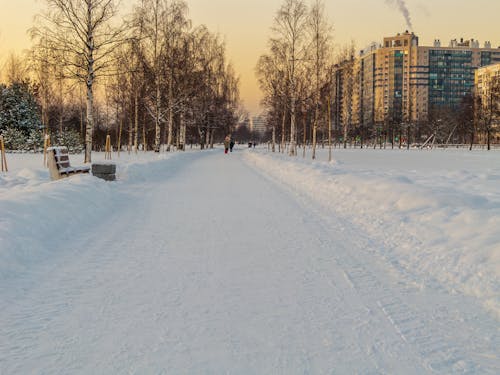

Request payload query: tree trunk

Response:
[154,80,161,152]
[205,127,210,149]
[128,117,133,154]
[85,79,94,163]
[289,94,296,156]
[312,108,318,159]
[80,103,84,143]
[328,100,332,162]
[134,93,139,153]
[118,117,123,157]
[302,112,307,158]
[198,127,205,149]
[312,109,319,160]
[84,5,95,164]
[167,78,174,151]
[281,110,286,153]
[343,124,347,149]
[272,125,276,152]
[143,111,147,152]
[407,125,410,150]
[179,112,186,150]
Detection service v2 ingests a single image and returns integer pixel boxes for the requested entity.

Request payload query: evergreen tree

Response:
[0,82,41,135]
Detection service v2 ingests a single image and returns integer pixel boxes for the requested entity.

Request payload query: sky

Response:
[0,0,499,115]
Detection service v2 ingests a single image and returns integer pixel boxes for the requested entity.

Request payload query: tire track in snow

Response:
[315,214,499,374]
[243,151,500,374]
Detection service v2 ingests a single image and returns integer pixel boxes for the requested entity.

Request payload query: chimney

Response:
[434,39,441,47]
[485,41,491,48]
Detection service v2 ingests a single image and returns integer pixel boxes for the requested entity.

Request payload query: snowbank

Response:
[0,151,195,291]
[243,148,500,317]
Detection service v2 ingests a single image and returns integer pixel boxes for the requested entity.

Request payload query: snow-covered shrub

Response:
[55,129,84,153]
[26,128,45,152]
[1,127,27,151]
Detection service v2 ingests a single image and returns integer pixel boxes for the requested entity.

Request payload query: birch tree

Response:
[337,43,356,148]
[256,51,287,153]
[133,0,168,152]
[29,42,54,137]
[162,0,190,151]
[256,38,290,153]
[32,0,125,163]
[307,0,332,159]
[272,0,309,156]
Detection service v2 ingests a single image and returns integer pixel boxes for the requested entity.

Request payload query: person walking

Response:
[229,137,235,152]
[224,135,230,154]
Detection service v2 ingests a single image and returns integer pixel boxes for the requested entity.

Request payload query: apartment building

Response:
[475,63,500,141]
[475,63,500,103]
[334,32,500,129]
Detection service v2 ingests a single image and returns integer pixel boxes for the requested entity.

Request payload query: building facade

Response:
[475,63,500,141]
[475,63,500,103]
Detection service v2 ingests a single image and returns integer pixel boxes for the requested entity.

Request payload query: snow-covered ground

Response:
[0,147,499,373]
[244,147,500,318]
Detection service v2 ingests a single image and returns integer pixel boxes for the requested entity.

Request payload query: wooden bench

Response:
[47,146,90,180]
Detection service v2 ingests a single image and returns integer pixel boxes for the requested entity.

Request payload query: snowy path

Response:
[1,150,498,374]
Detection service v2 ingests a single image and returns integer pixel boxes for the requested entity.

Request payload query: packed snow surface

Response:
[0,147,499,374]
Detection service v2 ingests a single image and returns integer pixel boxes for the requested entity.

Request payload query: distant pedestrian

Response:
[230,138,235,152]
[224,135,230,154]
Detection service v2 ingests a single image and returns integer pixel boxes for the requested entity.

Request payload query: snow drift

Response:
[243,148,500,318]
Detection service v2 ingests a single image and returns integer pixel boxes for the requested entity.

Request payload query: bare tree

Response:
[333,43,356,149]
[307,0,332,159]
[28,41,55,136]
[32,0,126,163]
[256,46,289,153]
[476,75,500,150]
[2,53,29,85]
[132,0,168,152]
[162,0,190,151]
[272,0,309,156]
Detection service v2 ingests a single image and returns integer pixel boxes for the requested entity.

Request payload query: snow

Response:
[0,147,499,373]
[243,148,500,319]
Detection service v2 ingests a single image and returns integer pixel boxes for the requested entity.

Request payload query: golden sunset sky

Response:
[0,0,499,115]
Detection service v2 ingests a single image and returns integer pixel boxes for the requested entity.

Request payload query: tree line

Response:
[256,0,500,157]
[0,0,240,162]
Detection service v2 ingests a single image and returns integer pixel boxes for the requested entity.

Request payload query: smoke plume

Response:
[385,0,413,31]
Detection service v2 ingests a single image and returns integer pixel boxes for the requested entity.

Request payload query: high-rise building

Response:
[334,32,500,130]
[475,63,500,103]
[475,63,500,141]
[251,115,267,136]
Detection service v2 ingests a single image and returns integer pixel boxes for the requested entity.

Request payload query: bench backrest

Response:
[47,147,70,180]
[53,147,71,169]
